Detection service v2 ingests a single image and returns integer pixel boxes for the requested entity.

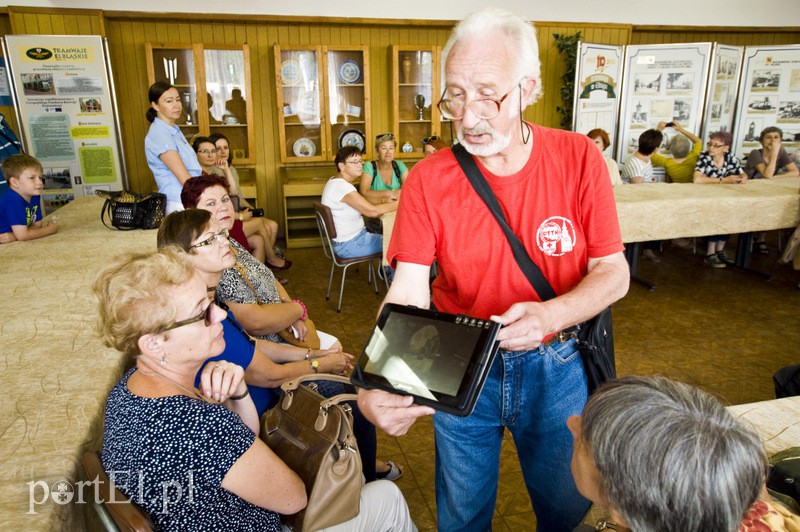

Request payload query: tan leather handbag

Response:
[262,374,362,531]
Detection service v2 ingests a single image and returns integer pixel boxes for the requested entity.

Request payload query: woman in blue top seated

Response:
[95,249,415,530]
[359,132,408,205]
[157,208,404,482]
[144,82,202,214]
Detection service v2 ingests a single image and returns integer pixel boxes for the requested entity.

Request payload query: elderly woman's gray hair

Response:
[669,134,692,159]
[441,7,542,105]
[581,376,766,532]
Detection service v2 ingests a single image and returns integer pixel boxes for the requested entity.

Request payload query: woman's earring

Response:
[160,355,167,366]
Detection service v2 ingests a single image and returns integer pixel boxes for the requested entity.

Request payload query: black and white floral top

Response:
[101,368,281,531]
[217,239,283,343]
[694,151,744,179]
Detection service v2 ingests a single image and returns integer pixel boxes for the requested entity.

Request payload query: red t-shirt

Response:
[388,123,623,319]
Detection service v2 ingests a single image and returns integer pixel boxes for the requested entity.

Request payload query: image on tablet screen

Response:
[362,313,481,400]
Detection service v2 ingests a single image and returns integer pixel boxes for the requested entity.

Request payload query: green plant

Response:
[553,31,582,129]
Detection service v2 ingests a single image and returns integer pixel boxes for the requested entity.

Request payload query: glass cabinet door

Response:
[204,46,254,164]
[393,47,435,160]
[324,46,370,160]
[275,46,325,163]
[146,44,198,142]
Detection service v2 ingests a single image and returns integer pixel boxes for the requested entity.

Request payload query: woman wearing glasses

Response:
[95,249,414,530]
[359,132,409,205]
[193,136,290,273]
[144,82,202,214]
[693,131,748,268]
[324,146,399,258]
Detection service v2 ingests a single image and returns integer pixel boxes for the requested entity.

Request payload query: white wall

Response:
[2,0,800,28]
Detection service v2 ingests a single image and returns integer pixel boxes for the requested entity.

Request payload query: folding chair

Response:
[313,202,388,312]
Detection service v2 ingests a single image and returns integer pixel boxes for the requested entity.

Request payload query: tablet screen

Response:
[351,304,500,415]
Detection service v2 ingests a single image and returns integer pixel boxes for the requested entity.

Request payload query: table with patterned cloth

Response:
[0,195,157,530]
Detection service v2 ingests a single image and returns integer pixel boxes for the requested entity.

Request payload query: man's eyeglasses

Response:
[437,83,521,120]
[707,142,726,149]
[197,148,219,155]
[190,228,229,249]
[422,136,441,145]
[163,302,217,332]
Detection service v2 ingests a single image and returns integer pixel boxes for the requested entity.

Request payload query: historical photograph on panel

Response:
[789,69,800,92]
[630,99,649,125]
[21,73,56,95]
[742,117,764,142]
[777,100,800,121]
[710,103,722,120]
[666,72,694,91]
[747,95,777,112]
[751,69,781,90]
[717,56,737,79]
[673,98,692,121]
[634,73,662,94]
[650,98,674,119]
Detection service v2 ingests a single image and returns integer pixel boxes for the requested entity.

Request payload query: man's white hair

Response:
[441,6,543,105]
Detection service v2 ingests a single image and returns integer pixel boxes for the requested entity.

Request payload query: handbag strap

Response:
[281,374,358,405]
[452,143,557,301]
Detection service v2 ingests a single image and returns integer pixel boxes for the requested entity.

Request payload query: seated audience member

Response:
[745,126,800,254]
[94,249,415,530]
[422,135,448,156]
[322,146,398,259]
[209,132,287,267]
[0,154,58,244]
[359,132,407,205]
[193,137,289,272]
[586,128,622,187]
[693,131,748,268]
[569,375,766,532]
[157,210,403,482]
[651,120,703,183]
[620,129,663,261]
[182,175,325,342]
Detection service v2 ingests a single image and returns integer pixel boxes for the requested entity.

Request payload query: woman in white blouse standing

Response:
[144,82,202,214]
[322,146,398,258]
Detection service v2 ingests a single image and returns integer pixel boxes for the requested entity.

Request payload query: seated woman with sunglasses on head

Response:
[95,249,415,531]
[359,132,408,205]
[323,146,399,258]
[422,135,447,156]
[157,209,404,482]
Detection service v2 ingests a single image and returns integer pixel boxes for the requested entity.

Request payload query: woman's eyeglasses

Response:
[707,142,726,149]
[190,228,229,249]
[197,148,219,155]
[422,136,441,145]
[163,302,216,332]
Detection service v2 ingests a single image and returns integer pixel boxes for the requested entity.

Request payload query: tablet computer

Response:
[350,303,501,416]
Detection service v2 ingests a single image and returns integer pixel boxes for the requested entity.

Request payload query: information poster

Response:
[572,42,624,157]
[701,45,743,142]
[731,45,800,161]
[4,35,124,208]
[616,43,712,163]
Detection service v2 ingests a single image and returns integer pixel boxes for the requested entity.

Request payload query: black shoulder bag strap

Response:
[451,143,557,301]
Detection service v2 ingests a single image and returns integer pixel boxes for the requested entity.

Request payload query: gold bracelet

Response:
[229,388,249,401]
[305,347,312,360]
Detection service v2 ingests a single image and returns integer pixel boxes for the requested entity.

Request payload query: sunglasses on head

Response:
[422,136,441,145]
[375,132,395,141]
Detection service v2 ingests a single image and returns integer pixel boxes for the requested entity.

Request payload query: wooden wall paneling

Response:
[632,27,800,47]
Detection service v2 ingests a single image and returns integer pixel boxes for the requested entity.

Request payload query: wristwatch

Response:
[309,359,320,374]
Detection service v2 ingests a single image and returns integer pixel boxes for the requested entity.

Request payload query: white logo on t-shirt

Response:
[536,216,576,256]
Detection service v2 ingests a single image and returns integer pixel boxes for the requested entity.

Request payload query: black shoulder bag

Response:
[97,190,167,230]
[452,143,616,395]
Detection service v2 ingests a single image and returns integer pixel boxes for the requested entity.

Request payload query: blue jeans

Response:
[333,228,382,258]
[434,339,590,531]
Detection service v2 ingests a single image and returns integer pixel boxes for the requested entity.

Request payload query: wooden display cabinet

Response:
[145,43,255,165]
[391,45,451,160]
[283,177,327,248]
[274,45,371,163]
